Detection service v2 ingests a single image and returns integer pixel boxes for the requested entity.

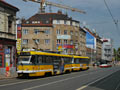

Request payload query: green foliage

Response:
[114,47,120,61]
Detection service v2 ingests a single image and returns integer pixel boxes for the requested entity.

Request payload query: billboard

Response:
[17,39,22,51]
[57,35,71,39]
[86,31,96,49]
[17,24,21,31]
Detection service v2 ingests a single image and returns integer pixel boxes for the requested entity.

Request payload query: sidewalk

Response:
[0,73,18,80]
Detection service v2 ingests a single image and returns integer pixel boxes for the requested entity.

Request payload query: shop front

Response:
[0,38,17,77]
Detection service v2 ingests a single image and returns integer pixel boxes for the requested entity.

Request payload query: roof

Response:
[28,13,72,21]
[80,27,86,33]
[73,55,89,59]
[22,12,79,26]
[0,0,19,11]
[83,27,97,38]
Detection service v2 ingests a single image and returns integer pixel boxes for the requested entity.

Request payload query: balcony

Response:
[0,31,16,40]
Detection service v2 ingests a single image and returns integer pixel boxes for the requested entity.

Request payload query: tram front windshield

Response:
[18,56,31,64]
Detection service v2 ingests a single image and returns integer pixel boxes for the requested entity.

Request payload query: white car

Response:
[99,64,112,68]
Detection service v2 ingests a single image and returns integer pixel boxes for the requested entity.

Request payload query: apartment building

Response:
[96,36,103,61]
[79,27,86,56]
[0,1,19,77]
[101,38,113,63]
[21,11,86,55]
[84,27,103,62]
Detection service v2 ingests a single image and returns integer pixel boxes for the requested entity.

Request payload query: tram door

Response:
[53,56,60,73]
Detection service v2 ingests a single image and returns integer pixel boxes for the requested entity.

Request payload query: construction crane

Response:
[23,0,86,14]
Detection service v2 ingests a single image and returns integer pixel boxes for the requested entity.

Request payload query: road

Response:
[0,66,120,90]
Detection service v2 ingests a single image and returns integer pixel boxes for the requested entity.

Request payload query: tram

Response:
[17,50,72,77]
[71,55,90,71]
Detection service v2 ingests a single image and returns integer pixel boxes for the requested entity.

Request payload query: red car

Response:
[99,64,112,68]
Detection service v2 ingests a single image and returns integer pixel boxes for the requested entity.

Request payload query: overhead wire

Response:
[103,0,120,49]
[103,0,119,31]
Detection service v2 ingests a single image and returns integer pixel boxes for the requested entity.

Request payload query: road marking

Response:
[0,68,111,88]
[76,86,87,90]
[115,79,120,90]
[23,69,107,90]
[76,69,120,90]
[0,72,86,87]
[23,73,91,90]
[0,68,99,87]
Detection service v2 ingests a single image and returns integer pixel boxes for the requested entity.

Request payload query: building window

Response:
[56,29,61,35]
[64,30,67,35]
[70,30,73,35]
[64,49,68,54]
[34,29,40,34]
[70,49,74,54]
[46,20,49,24]
[23,39,28,44]
[8,16,13,33]
[45,29,50,34]
[38,21,40,23]
[45,39,50,44]
[64,20,67,25]
[57,20,60,24]
[75,31,78,36]
[0,55,2,67]
[32,21,35,24]
[70,40,73,45]
[34,39,39,44]
[57,39,61,44]
[32,21,40,24]
[26,21,29,24]
[64,40,67,44]
[23,29,28,35]
[8,21,12,33]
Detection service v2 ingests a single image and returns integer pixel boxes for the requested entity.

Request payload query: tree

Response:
[117,47,120,61]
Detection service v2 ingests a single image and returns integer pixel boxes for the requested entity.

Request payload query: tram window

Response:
[38,56,43,64]
[31,55,36,64]
[79,59,84,63]
[64,57,70,63]
[46,56,53,63]
[75,58,79,63]
[79,58,89,64]
[42,56,46,63]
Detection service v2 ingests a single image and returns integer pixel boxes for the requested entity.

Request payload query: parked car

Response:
[99,64,112,68]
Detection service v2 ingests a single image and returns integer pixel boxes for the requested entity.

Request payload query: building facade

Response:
[84,27,96,63]
[0,1,19,77]
[21,11,86,56]
[101,38,113,63]
[79,27,86,56]
[84,27,103,63]
[96,36,103,61]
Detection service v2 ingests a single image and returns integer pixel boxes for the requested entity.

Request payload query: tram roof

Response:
[73,55,89,59]
[21,51,73,57]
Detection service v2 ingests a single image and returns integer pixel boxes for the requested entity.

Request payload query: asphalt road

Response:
[0,66,120,90]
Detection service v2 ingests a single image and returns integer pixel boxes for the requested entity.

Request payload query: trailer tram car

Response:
[17,51,72,77]
[72,56,90,71]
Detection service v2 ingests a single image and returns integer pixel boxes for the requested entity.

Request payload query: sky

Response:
[5,0,120,49]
